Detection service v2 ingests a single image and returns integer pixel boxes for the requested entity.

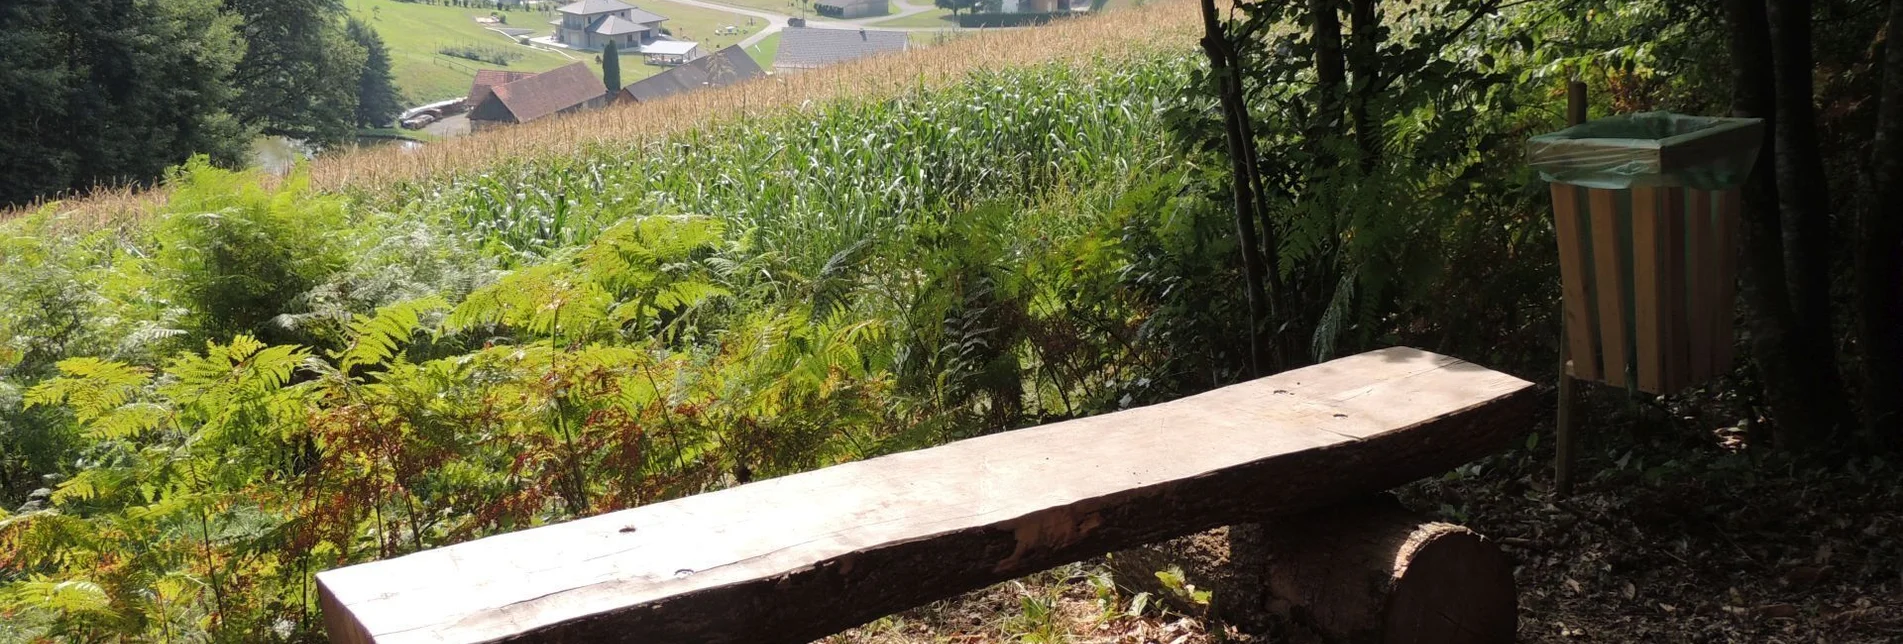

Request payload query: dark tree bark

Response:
[1722,0,1845,448]
[1200,0,1274,377]
[1312,0,1346,126]
[1346,0,1383,168]
[1765,0,1850,443]
[1856,0,1903,441]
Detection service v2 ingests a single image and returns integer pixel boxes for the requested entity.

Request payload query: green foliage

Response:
[602,40,622,93]
[437,41,526,66]
[154,160,351,344]
[227,0,367,145]
[0,0,250,208]
[348,16,405,127]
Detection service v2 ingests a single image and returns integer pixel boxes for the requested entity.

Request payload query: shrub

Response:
[153,160,350,344]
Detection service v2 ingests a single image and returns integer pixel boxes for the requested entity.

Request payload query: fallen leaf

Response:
[1757,603,1798,619]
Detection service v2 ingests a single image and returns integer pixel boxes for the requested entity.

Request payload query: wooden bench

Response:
[317,347,1536,643]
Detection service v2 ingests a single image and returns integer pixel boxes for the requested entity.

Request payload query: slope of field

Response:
[344,0,761,104]
[25,0,1196,228]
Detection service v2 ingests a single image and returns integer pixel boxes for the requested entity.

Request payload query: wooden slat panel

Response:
[316,348,1537,644]
[1631,187,1667,394]
[1684,190,1716,385]
[1587,188,1628,387]
[1713,189,1743,373]
[1552,184,1601,381]
[1660,188,1690,392]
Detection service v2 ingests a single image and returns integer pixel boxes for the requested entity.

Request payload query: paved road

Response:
[649,0,968,51]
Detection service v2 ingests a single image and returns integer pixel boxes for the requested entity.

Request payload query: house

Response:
[465,69,536,111]
[772,28,907,73]
[641,40,703,66]
[617,45,765,103]
[814,0,890,19]
[467,63,608,131]
[550,0,668,50]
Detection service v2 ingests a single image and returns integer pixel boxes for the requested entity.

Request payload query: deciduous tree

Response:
[348,16,403,127]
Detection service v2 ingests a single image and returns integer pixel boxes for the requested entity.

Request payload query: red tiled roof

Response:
[467,70,536,108]
[480,63,605,123]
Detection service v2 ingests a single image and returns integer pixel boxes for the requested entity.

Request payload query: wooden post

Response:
[1555,77,1588,497]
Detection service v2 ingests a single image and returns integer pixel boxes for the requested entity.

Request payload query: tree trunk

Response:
[1346,0,1382,168]
[1198,0,1273,377]
[1765,0,1849,443]
[1723,0,1844,448]
[1312,0,1345,128]
[1857,0,1903,441]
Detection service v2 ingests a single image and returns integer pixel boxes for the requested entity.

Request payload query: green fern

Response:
[335,296,448,374]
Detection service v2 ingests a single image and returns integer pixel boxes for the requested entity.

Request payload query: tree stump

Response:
[1264,497,1517,644]
[1109,497,1516,644]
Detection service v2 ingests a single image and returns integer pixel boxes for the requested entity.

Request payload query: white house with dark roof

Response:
[549,0,668,50]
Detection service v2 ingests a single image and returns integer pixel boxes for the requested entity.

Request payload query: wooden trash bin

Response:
[1528,113,1765,395]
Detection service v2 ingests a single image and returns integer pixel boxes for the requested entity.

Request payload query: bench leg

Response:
[1110,497,1519,643]
[1262,496,1518,644]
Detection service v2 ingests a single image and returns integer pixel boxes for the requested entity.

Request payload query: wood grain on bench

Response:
[316,346,1537,644]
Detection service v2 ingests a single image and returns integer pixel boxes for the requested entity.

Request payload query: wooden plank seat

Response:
[317,347,1537,644]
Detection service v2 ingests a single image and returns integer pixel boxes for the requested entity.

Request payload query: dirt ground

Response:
[825,381,1903,643]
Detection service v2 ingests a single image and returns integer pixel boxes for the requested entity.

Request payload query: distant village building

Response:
[465,69,536,111]
[772,28,907,73]
[467,63,608,131]
[618,45,765,103]
[641,40,704,66]
[814,0,890,20]
[550,0,668,50]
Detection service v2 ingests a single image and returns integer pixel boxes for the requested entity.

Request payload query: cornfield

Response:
[12,0,1201,231]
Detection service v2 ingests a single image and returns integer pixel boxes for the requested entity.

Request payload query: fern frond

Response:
[337,296,449,373]
[23,358,152,422]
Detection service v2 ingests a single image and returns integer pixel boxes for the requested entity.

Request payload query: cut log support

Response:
[1109,497,1516,644]
[316,347,1536,644]
[1263,497,1516,644]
